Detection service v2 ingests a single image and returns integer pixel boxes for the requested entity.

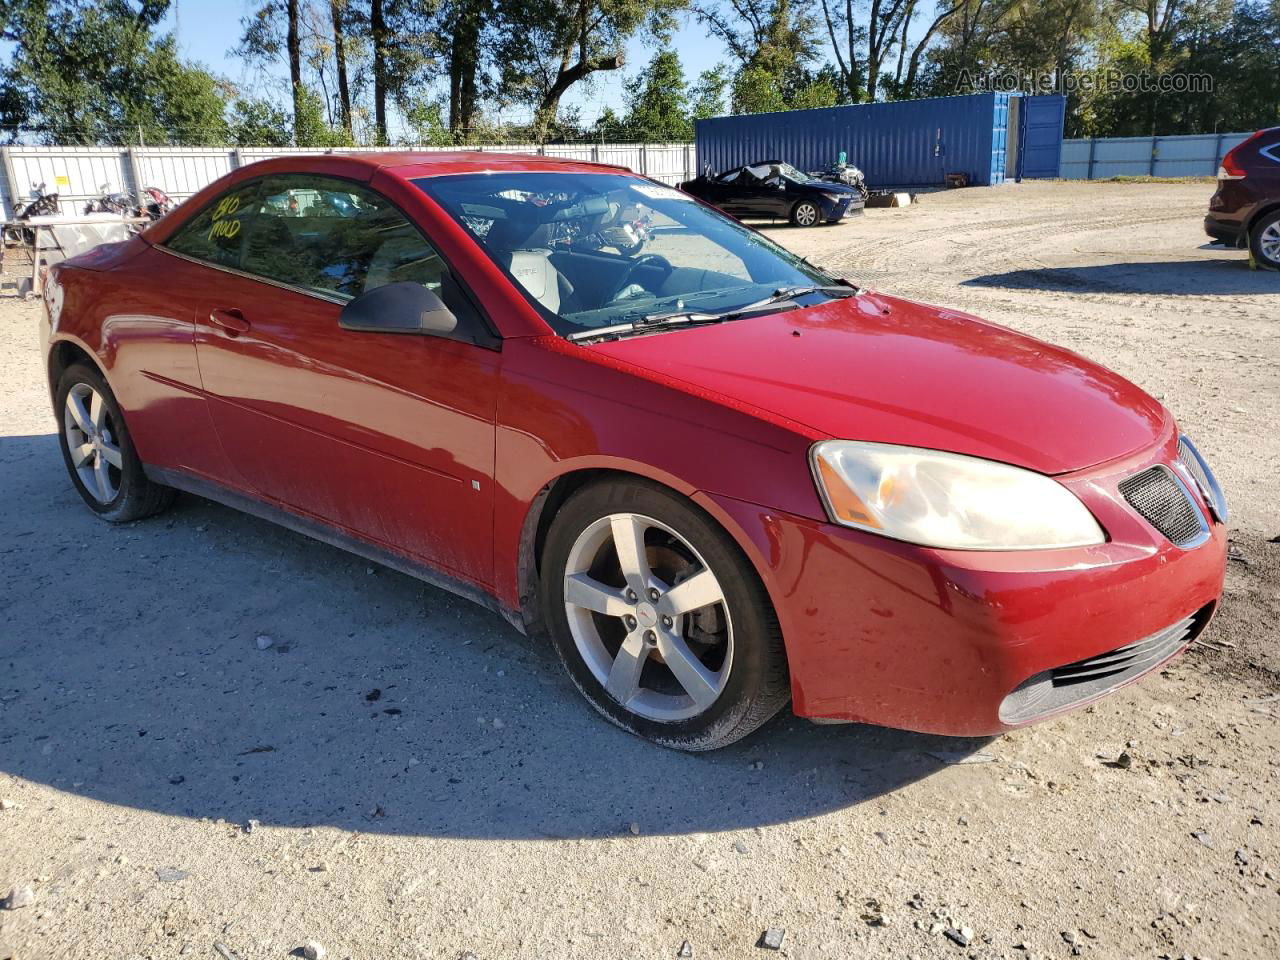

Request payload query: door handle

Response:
[209,307,250,336]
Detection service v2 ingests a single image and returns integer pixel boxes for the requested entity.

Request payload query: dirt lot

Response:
[1,180,1277,960]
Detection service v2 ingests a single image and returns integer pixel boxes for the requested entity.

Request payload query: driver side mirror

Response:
[339,280,458,336]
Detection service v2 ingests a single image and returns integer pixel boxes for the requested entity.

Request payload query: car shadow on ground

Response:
[962,258,1276,296]
[0,432,984,840]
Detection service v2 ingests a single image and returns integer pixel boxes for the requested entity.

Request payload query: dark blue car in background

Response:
[680,160,865,227]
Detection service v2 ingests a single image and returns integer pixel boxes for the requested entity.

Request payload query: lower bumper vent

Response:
[998,610,1207,725]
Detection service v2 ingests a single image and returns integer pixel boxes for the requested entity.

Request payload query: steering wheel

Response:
[605,253,674,303]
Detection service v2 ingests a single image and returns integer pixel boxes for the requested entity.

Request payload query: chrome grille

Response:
[999,611,1204,725]
[1118,466,1206,547]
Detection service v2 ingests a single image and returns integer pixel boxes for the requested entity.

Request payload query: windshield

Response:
[413,172,839,339]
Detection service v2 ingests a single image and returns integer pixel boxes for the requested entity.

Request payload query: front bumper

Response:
[822,196,865,221]
[708,429,1228,737]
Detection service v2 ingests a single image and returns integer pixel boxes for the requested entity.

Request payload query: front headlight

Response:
[810,440,1106,550]
[820,192,846,203]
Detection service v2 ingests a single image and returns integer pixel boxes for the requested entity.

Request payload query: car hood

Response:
[799,179,859,194]
[589,292,1169,475]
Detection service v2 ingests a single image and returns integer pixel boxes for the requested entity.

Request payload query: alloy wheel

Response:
[562,512,733,722]
[795,203,818,226]
[63,382,122,504]
[1260,221,1280,266]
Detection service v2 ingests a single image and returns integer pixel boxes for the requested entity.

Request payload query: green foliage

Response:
[731,65,789,114]
[494,0,685,140]
[920,0,1280,138]
[620,49,693,140]
[590,106,628,140]
[293,86,356,147]
[0,0,229,144]
[401,99,455,146]
[696,0,832,115]
[228,98,294,147]
[690,64,730,119]
[1074,0,1280,137]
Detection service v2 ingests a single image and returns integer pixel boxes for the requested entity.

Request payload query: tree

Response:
[1079,0,1273,137]
[694,0,834,112]
[287,0,304,132]
[370,0,389,141]
[330,0,353,136]
[438,0,491,140]
[0,0,230,144]
[690,64,731,118]
[621,48,693,139]
[495,0,682,141]
[236,0,313,140]
[236,0,405,145]
[692,0,789,65]
[590,105,627,139]
[890,0,967,100]
[228,97,293,145]
[293,83,357,145]
[402,98,454,144]
[817,0,866,100]
[916,0,1004,97]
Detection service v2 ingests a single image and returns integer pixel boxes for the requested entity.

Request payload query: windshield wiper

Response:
[567,283,857,343]
[760,283,857,304]
[566,312,720,342]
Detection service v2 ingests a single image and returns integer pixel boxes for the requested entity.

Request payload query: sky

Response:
[161,0,728,134]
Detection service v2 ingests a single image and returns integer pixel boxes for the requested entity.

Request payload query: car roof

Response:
[325,150,631,179]
[249,149,629,179]
[140,150,635,245]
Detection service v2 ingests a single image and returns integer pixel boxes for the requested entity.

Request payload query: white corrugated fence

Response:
[0,142,697,220]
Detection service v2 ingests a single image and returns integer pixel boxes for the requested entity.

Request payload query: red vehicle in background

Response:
[1205,126,1280,270]
[40,152,1228,750]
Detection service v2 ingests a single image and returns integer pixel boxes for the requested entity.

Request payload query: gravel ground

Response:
[1,180,1277,960]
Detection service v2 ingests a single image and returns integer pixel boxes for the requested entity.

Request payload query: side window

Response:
[238,176,446,301]
[165,181,262,269]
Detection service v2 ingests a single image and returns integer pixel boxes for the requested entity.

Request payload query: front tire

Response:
[790,200,820,227]
[540,479,790,751]
[1249,210,1280,271]
[55,363,175,522]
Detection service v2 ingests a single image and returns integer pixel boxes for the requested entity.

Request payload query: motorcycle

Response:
[140,185,174,221]
[84,184,174,221]
[810,161,870,201]
[5,182,61,247]
[84,183,135,217]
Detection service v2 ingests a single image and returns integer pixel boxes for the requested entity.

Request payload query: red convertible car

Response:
[40,152,1228,750]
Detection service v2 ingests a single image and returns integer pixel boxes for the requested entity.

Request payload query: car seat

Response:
[484,212,577,313]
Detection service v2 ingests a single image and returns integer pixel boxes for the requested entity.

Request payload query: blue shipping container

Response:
[694,93,1017,189]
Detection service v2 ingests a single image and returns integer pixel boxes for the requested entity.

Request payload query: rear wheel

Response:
[540,479,789,751]
[1249,210,1280,271]
[790,200,820,227]
[55,363,175,522]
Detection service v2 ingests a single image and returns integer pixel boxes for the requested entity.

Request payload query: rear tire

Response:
[55,363,175,522]
[539,478,790,751]
[790,200,821,227]
[1249,210,1280,271]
